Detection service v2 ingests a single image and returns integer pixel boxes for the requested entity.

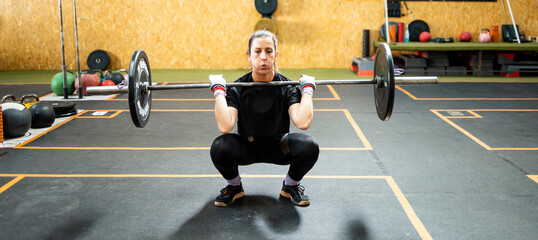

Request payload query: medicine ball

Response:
[2,102,32,138]
[460,32,472,42]
[105,72,125,85]
[29,102,55,128]
[419,32,432,42]
[101,79,116,86]
[75,70,102,96]
[51,72,76,96]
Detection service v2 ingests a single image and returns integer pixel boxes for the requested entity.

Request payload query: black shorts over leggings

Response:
[210,133,319,181]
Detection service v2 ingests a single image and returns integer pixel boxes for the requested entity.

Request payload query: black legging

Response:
[210,133,319,181]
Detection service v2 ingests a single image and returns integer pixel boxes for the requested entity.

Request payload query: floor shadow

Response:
[41,215,100,240]
[346,219,370,240]
[171,195,301,239]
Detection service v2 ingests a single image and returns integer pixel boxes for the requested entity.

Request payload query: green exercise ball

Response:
[51,72,75,96]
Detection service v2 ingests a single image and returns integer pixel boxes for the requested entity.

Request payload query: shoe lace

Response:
[221,186,229,195]
[297,185,305,195]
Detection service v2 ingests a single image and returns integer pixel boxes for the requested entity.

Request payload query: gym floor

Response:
[0,70,537,239]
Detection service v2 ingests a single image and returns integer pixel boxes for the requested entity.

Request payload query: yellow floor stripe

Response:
[0,174,388,179]
[326,85,341,100]
[15,146,212,150]
[14,146,367,151]
[0,176,25,195]
[16,109,371,151]
[396,86,538,101]
[343,109,373,150]
[385,176,433,240]
[431,110,492,150]
[0,174,430,238]
[432,109,538,151]
[528,175,538,184]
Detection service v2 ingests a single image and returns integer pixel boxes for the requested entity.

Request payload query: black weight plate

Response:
[51,102,76,115]
[255,0,278,16]
[87,50,110,70]
[408,20,430,42]
[380,21,398,41]
[373,43,394,121]
[55,109,78,118]
[128,50,152,128]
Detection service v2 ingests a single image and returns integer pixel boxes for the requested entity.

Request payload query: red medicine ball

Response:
[460,32,472,42]
[101,80,116,86]
[419,32,432,42]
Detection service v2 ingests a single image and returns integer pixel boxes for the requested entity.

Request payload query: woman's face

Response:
[248,37,278,76]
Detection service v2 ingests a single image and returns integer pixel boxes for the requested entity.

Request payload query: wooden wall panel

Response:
[0,0,536,70]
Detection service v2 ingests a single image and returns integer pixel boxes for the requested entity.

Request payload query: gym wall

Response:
[0,0,536,70]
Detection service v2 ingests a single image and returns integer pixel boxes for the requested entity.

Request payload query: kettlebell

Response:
[2,94,18,103]
[20,94,39,108]
[118,69,128,85]
[479,28,491,43]
[2,94,32,138]
[105,72,125,85]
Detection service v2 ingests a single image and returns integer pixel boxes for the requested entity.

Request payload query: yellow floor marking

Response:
[431,110,492,150]
[431,109,538,151]
[0,174,430,238]
[527,175,538,184]
[14,110,87,149]
[14,146,368,151]
[385,176,433,240]
[397,86,419,100]
[343,109,373,150]
[15,109,372,151]
[396,85,538,101]
[40,92,55,98]
[326,85,341,100]
[78,110,125,119]
[0,176,25,195]
[15,146,212,150]
[0,174,390,179]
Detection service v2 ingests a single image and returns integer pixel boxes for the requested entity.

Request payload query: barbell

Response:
[86,43,438,128]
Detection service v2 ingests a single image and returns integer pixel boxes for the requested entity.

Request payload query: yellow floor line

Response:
[0,176,25,195]
[0,174,388,179]
[431,109,538,150]
[396,85,538,101]
[385,176,433,240]
[527,175,538,183]
[0,174,430,238]
[431,110,492,150]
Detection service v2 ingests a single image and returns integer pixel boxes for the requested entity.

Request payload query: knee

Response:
[281,133,319,157]
[210,134,241,164]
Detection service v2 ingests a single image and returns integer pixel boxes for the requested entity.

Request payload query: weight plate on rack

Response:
[373,43,395,121]
[380,21,399,41]
[255,0,278,16]
[408,20,430,42]
[87,50,110,70]
[254,17,278,34]
[128,50,152,128]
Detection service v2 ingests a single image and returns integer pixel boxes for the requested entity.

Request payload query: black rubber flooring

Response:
[1,82,537,239]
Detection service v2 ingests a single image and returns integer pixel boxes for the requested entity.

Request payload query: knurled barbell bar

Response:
[87,43,438,128]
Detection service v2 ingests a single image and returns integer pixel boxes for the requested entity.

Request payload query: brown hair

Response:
[248,30,278,71]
